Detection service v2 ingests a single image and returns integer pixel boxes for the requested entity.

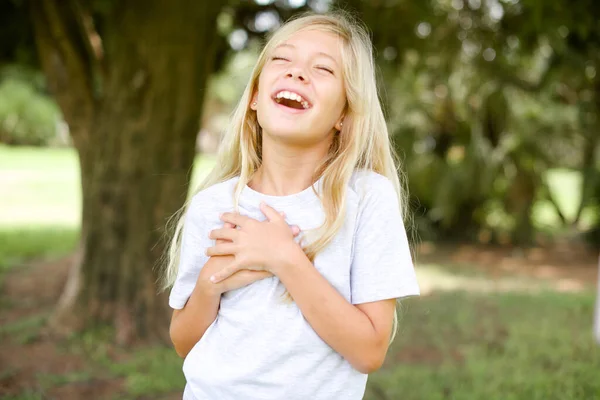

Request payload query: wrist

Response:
[270,240,307,276]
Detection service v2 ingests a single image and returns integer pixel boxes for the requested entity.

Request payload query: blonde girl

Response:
[163,11,419,400]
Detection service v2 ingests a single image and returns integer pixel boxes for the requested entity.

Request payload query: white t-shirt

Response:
[169,170,420,400]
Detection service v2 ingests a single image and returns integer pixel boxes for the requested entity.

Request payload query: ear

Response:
[334,115,345,131]
[250,92,259,110]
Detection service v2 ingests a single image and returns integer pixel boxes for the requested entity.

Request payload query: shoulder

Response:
[348,169,397,201]
[187,176,238,216]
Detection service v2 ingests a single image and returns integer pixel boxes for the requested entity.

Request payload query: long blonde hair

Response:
[161,10,409,340]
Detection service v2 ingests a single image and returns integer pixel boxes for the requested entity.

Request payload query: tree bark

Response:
[29,0,223,343]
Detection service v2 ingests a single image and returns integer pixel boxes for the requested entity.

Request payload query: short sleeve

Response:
[350,174,420,305]
[168,196,211,309]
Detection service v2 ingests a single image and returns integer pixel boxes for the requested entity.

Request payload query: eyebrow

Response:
[275,43,338,66]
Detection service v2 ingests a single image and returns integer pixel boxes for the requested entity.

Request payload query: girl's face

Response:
[252,28,346,148]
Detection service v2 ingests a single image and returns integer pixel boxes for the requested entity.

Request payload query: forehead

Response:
[274,28,343,62]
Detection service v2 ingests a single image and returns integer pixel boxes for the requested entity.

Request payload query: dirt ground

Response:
[0,243,598,399]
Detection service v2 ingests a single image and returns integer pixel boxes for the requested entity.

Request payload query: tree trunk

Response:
[30,0,223,343]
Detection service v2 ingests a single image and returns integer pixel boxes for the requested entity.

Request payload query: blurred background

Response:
[0,0,599,399]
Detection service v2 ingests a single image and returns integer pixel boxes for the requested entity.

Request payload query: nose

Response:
[286,66,309,83]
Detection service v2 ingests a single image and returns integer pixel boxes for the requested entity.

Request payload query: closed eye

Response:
[272,56,290,62]
[316,66,334,75]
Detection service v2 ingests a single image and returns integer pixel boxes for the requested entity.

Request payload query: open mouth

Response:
[272,90,311,110]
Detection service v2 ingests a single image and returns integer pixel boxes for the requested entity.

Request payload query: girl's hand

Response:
[206,202,301,283]
[197,222,270,295]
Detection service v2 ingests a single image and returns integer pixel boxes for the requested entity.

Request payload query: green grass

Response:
[0,144,215,230]
[40,288,594,400]
[0,312,48,344]
[0,144,214,274]
[60,325,185,398]
[0,145,81,228]
[112,347,186,396]
[366,291,600,400]
[0,391,44,400]
[0,227,78,272]
[36,371,94,390]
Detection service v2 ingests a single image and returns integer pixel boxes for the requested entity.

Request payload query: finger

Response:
[260,202,284,222]
[209,227,239,242]
[290,225,300,236]
[220,212,253,227]
[205,242,236,257]
[216,222,236,245]
[210,263,240,283]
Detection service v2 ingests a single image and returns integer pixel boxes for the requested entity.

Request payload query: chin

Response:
[263,125,320,146]
[266,127,305,140]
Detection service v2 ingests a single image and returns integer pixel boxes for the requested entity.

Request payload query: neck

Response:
[250,135,332,196]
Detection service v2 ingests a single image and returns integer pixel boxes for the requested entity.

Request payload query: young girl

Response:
[163,11,420,400]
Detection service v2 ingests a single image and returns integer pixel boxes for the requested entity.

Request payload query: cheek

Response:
[323,84,346,115]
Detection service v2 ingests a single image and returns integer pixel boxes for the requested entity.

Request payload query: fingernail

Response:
[210,275,217,283]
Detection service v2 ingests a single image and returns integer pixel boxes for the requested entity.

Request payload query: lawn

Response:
[1,145,599,399]
[0,145,214,271]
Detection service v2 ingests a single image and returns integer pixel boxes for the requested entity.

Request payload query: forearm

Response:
[274,246,391,373]
[169,261,222,358]
[170,254,273,357]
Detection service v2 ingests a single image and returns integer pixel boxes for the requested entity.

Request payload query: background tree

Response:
[24,0,223,343]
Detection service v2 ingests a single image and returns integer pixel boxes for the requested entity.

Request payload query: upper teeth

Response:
[275,91,310,109]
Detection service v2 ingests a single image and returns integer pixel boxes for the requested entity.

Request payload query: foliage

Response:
[333,0,600,243]
[0,67,66,147]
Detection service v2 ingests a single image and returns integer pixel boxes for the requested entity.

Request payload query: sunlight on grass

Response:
[0,146,80,227]
[0,145,215,275]
[415,263,589,294]
[0,145,215,229]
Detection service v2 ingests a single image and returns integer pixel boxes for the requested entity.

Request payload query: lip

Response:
[270,87,314,109]
[272,101,310,114]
